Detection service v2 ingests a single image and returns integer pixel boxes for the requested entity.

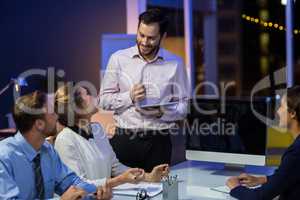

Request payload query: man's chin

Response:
[46,129,58,137]
[138,46,157,57]
[141,50,152,56]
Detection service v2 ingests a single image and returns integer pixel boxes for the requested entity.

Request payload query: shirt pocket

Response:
[153,69,177,100]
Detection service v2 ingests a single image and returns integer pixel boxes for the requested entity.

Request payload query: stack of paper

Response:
[210,185,231,194]
[211,184,261,194]
[113,182,163,197]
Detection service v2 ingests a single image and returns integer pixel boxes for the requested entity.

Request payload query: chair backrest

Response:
[91,109,115,138]
[0,128,16,141]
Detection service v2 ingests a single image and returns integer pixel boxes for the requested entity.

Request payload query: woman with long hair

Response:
[54,84,169,188]
[227,86,300,200]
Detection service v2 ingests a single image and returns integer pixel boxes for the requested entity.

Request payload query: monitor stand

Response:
[224,163,246,171]
[212,163,246,176]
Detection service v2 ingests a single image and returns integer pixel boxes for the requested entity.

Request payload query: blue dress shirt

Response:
[0,132,97,199]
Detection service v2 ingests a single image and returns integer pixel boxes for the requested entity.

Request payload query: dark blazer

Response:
[230,135,300,200]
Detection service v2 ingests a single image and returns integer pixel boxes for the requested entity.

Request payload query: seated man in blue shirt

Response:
[226,86,300,200]
[0,91,112,199]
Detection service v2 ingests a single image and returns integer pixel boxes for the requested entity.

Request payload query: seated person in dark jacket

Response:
[226,86,300,200]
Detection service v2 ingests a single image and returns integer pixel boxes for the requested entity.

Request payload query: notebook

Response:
[113,182,163,197]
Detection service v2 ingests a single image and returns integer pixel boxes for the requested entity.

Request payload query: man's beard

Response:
[44,126,58,137]
[137,39,161,59]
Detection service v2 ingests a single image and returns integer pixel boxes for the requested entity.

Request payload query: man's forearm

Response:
[106,176,125,188]
[100,91,133,111]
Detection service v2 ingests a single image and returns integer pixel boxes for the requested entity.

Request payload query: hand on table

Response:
[238,173,266,187]
[226,173,267,190]
[96,181,112,200]
[226,176,241,190]
[145,164,170,182]
[120,168,145,184]
[60,186,86,200]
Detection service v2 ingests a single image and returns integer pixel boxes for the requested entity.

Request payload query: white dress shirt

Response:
[54,123,129,187]
[99,45,190,130]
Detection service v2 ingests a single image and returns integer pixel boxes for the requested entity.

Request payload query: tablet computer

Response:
[139,101,179,109]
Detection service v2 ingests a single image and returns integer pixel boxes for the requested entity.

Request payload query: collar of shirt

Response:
[131,45,164,63]
[285,133,300,155]
[14,132,47,162]
[294,134,300,146]
[68,125,94,140]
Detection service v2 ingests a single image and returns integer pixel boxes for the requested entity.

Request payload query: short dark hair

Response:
[13,91,47,133]
[287,86,300,122]
[138,8,169,36]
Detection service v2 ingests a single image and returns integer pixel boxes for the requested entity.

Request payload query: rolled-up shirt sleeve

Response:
[110,145,129,177]
[160,59,190,122]
[54,134,107,188]
[52,149,97,195]
[99,54,133,112]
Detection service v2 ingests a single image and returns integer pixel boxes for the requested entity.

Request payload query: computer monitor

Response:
[185,97,272,166]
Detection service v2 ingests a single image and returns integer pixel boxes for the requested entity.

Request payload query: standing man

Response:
[100,8,190,172]
[0,91,112,200]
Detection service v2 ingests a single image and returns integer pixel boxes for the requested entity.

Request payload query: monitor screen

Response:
[185,97,271,166]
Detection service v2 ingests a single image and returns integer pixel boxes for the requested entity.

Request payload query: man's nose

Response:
[141,37,149,45]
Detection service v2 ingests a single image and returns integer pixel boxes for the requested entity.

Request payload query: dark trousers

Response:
[110,127,173,172]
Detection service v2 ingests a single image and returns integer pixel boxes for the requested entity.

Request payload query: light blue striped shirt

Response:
[0,132,97,199]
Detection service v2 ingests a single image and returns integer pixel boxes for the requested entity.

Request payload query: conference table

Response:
[113,160,276,200]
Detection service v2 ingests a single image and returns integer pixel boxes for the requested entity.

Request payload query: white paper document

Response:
[210,185,231,194]
[211,185,261,194]
[187,186,230,199]
[113,182,163,197]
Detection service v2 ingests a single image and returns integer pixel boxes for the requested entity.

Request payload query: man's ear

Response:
[35,119,45,132]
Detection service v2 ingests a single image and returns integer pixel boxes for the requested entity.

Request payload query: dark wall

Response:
[0,0,126,128]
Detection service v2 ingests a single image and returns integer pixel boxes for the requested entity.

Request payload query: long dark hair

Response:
[287,86,300,122]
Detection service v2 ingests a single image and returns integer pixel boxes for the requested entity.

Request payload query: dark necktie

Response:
[33,153,45,199]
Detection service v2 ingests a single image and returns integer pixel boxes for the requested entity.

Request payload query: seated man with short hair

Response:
[0,91,112,200]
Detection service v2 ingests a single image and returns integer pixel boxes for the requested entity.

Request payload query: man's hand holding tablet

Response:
[136,98,179,118]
